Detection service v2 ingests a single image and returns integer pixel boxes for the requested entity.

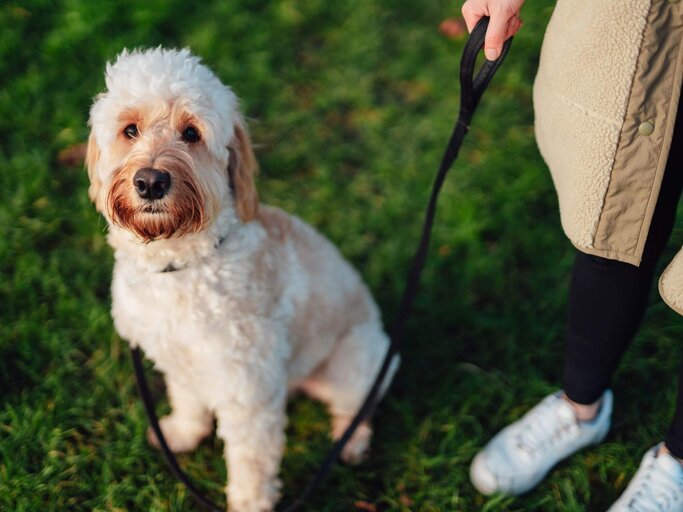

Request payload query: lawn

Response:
[2,1,683,511]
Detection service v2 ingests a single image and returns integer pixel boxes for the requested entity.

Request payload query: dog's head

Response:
[86,47,258,242]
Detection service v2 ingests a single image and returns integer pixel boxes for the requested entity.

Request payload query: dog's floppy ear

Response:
[85,131,103,211]
[228,119,259,222]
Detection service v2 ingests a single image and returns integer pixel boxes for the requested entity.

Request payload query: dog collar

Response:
[159,263,184,273]
[158,235,227,273]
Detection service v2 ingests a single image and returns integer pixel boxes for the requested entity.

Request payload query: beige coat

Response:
[534,0,683,313]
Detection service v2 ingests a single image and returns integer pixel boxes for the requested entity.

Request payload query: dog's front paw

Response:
[228,492,277,512]
[334,419,372,465]
[227,502,274,512]
[146,415,212,453]
[227,477,281,512]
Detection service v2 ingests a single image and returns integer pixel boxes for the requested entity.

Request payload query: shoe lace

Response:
[627,460,683,512]
[514,398,578,457]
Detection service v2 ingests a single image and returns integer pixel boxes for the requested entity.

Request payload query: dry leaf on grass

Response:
[438,17,467,39]
[57,142,87,167]
[399,493,414,506]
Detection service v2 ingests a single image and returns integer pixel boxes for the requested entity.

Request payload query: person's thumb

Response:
[484,12,510,60]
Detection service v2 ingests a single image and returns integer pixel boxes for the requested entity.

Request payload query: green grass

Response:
[2,1,683,511]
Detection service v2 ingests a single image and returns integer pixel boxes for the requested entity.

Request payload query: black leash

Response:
[131,16,512,512]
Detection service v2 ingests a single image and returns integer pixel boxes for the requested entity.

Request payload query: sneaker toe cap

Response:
[471,445,540,496]
[470,451,499,495]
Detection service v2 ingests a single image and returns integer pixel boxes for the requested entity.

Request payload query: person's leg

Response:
[581,100,683,512]
[470,157,683,494]
[563,103,683,409]
[471,96,683,498]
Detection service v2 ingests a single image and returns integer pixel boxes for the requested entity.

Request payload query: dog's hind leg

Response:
[146,375,214,453]
[300,321,399,464]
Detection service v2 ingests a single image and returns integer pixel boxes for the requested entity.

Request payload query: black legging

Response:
[563,95,683,457]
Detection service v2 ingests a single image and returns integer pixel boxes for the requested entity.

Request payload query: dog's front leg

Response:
[216,382,287,512]
[147,374,214,453]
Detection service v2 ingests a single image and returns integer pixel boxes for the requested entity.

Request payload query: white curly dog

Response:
[85,47,399,512]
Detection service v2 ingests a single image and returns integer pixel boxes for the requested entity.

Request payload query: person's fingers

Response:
[461,1,525,58]
[484,10,512,60]
[505,15,522,40]
[461,1,480,34]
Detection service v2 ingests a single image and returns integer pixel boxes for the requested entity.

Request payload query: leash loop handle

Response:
[459,17,513,126]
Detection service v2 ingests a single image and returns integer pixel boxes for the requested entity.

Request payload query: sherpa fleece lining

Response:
[534,0,651,265]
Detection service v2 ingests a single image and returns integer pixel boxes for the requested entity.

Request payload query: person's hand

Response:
[461,0,524,61]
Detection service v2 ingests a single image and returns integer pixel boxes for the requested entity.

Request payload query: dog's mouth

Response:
[142,205,166,214]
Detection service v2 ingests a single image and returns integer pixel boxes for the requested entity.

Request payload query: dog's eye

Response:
[181,126,200,143]
[123,124,138,139]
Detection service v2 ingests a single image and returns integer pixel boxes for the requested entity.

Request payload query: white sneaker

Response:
[470,389,613,495]
[607,443,683,512]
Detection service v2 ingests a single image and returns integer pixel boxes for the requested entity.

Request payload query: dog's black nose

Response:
[133,168,171,200]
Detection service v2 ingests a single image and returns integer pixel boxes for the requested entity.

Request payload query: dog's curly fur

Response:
[86,47,399,512]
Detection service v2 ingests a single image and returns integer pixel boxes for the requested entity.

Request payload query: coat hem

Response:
[570,241,641,267]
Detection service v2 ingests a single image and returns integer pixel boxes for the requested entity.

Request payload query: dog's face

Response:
[86,48,258,242]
